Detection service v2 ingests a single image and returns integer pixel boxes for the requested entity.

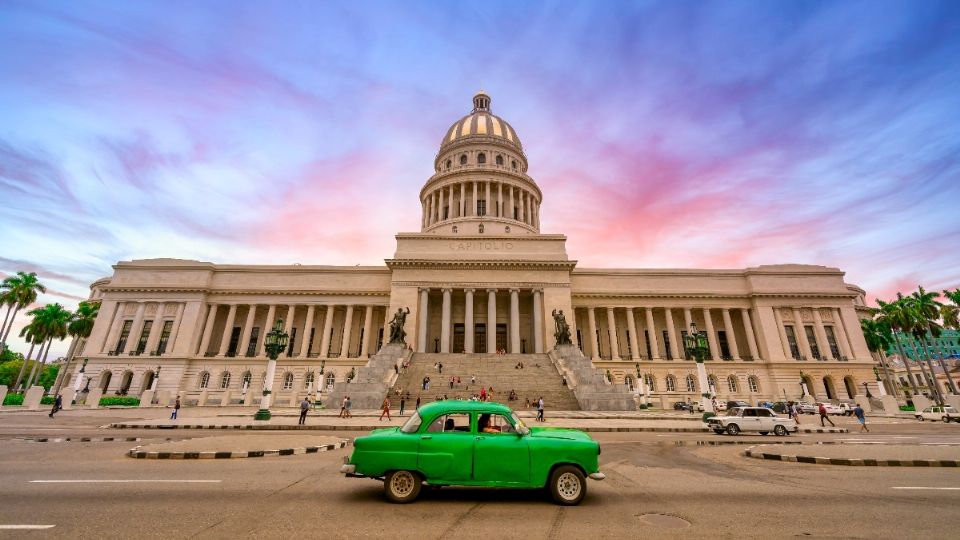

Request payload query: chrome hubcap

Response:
[557,472,581,500]
[391,472,415,497]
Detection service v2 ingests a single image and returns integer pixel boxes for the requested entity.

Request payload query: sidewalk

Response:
[744,443,960,466]
[127,434,348,459]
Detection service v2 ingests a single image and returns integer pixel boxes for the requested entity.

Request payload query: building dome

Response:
[440,92,522,151]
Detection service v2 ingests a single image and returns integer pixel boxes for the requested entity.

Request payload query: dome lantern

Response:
[473,91,491,112]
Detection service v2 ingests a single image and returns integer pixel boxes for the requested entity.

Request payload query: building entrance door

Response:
[496,324,507,352]
[453,324,465,353]
[475,323,487,353]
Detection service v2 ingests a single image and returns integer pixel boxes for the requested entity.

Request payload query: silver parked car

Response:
[707,407,798,436]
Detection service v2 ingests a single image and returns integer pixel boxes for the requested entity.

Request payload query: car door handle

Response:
[476,436,485,441]
[421,436,432,440]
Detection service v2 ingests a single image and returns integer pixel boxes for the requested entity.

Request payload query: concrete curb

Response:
[109,423,849,434]
[15,436,155,443]
[742,445,960,467]
[127,438,349,459]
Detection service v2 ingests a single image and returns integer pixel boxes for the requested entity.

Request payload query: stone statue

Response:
[552,309,572,346]
[388,307,411,345]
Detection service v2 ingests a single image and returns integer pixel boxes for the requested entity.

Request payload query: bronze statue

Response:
[552,309,572,346]
[388,307,411,344]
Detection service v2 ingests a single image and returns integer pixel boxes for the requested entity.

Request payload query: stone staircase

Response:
[386,353,581,411]
[322,343,410,410]
[550,344,636,411]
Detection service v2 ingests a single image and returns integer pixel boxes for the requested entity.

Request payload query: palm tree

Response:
[0,272,47,351]
[860,317,898,398]
[51,300,100,397]
[24,303,72,390]
[1,289,16,342]
[13,315,48,391]
[907,287,951,403]
[876,295,921,396]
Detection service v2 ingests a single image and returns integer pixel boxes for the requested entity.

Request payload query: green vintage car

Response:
[340,400,605,505]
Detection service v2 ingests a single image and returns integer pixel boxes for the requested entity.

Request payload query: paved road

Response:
[1,415,959,538]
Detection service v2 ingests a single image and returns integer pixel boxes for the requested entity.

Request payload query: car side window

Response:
[483,414,516,434]
[743,409,756,417]
[426,413,472,433]
[757,409,772,417]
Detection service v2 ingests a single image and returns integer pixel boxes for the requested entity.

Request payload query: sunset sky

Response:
[2,1,959,356]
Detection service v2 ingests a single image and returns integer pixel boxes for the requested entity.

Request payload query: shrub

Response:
[899,405,915,412]
[702,412,716,422]
[638,403,648,410]
[3,393,24,406]
[41,396,55,405]
[98,396,140,407]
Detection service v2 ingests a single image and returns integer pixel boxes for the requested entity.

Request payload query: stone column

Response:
[319,305,335,358]
[238,305,257,357]
[282,305,296,357]
[439,187,445,222]
[587,307,599,360]
[197,304,218,356]
[122,302,146,354]
[497,183,503,217]
[665,308,679,360]
[812,308,831,359]
[792,308,813,359]
[359,305,374,358]
[741,308,760,360]
[440,288,452,353]
[509,186,515,220]
[165,303,186,355]
[464,289,475,353]
[509,289,520,353]
[532,290,544,354]
[339,305,354,358]
[299,305,316,358]
[721,308,740,360]
[606,307,621,360]
[260,304,277,357]
[99,301,123,353]
[833,308,853,359]
[626,307,640,360]
[473,181,478,216]
[417,289,429,353]
[773,308,793,358]
[144,303,165,354]
[487,289,497,353]
[217,304,238,356]
[645,308,661,360]
[459,182,465,217]
[485,181,491,215]
[703,308,720,361]
[521,192,527,224]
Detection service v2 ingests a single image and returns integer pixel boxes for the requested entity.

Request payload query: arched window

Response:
[511,160,517,170]
[624,375,634,391]
[477,153,486,164]
[325,373,336,388]
[198,371,210,389]
[665,375,676,392]
[644,374,656,391]
[707,375,718,393]
[727,375,738,392]
[304,371,314,390]
[686,374,696,392]
[282,372,294,390]
[496,155,503,166]
[445,159,452,170]
[460,154,467,165]
[748,376,760,393]
[241,371,252,390]
[220,371,231,389]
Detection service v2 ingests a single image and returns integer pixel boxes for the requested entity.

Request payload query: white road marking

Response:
[0,525,56,530]
[892,487,960,491]
[30,480,221,484]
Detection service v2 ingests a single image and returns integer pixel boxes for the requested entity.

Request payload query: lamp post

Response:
[635,363,648,408]
[315,359,326,405]
[799,370,810,399]
[862,381,873,399]
[683,322,713,413]
[255,318,289,421]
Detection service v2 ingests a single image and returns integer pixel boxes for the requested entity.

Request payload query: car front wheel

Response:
[774,424,788,436]
[726,424,740,436]
[759,432,768,436]
[384,470,421,504]
[549,465,587,506]
[713,428,725,435]
[944,417,951,423]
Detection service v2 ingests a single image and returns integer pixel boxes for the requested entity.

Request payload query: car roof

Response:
[416,400,513,417]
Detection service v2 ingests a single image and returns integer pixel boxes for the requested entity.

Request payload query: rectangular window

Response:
[246,327,260,357]
[328,327,336,356]
[513,207,519,220]
[625,330,632,357]
[475,323,487,354]
[576,329,583,351]
[596,329,604,358]
[443,207,449,219]
[717,330,731,359]
[496,323,507,351]
[680,330,691,359]
[156,320,173,354]
[356,328,364,357]
[805,325,821,359]
[306,328,316,357]
[825,326,841,359]
[287,327,297,357]
[784,325,801,359]
[662,330,672,360]
[377,328,384,352]
[477,199,486,216]
[115,320,132,354]
[452,323,465,353]
[135,320,151,355]
[227,326,241,357]
[644,330,652,359]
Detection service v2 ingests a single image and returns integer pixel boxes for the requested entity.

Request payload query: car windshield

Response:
[947,407,959,413]
[400,412,422,433]
[511,412,529,435]
[725,408,742,416]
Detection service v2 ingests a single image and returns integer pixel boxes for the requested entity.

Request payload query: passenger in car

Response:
[477,414,501,434]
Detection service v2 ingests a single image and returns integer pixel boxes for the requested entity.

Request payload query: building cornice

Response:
[385,258,577,271]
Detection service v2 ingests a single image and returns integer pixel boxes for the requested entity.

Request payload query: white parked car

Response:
[817,402,844,415]
[915,406,960,423]
[797,402,817,414]
[707,407,798,436]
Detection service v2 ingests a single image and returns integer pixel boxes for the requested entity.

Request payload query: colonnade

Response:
[772,306,855,361]
[101,301,186,357]
[416,287,544,355]
[422,179,540,229]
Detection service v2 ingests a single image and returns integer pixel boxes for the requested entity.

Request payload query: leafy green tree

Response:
[876,295,921,396]
[0,272,47,351]
[907,287,954,401]
[861,317,897,397]
[37,365,59,390]
[0,344,24,364]
[52,300,100,396]
[23,303,72,389]
[0,360,26,387]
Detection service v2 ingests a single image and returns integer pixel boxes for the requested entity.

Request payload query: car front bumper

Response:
[589,472,606,480]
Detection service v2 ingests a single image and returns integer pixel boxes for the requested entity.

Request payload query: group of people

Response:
[338,395,353,418]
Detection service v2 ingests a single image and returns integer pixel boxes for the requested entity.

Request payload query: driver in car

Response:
[477,413,501,434]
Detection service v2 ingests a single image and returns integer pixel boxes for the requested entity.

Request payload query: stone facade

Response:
[65,92,880,408]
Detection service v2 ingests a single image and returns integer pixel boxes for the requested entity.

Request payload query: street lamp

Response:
[315,359,326,405]
[634,363,648,408]
[254,318,289,421]
[682,322,713,413]
[862,381,873,398]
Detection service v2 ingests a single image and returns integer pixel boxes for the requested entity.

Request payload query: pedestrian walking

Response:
[379,396,391,421]
[339,396,348,418]
[449,376,454,389]
[438,362,443,374]
[344,395,353,418]
[790,401,801,424]
[854,403,869,432]
[416,393,421,410]
[537,397,545,422]
[170,397,181,420]
[471,375,476,386]
[299,397,310,425]
[48,394,63,418]
[818,403,835,427]
[400,395,406,416]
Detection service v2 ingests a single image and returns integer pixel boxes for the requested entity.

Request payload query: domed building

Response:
[67,93,881,411]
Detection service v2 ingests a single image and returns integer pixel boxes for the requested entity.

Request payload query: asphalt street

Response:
[1,413,959,539]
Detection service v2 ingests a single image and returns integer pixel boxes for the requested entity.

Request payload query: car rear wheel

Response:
[549,465,586,506]
[726,424,740,436]
[944,417,951,423]
[918,417,924,421]
[774,424,788,436]
[713,428,725,435]
[384,470,421,504]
